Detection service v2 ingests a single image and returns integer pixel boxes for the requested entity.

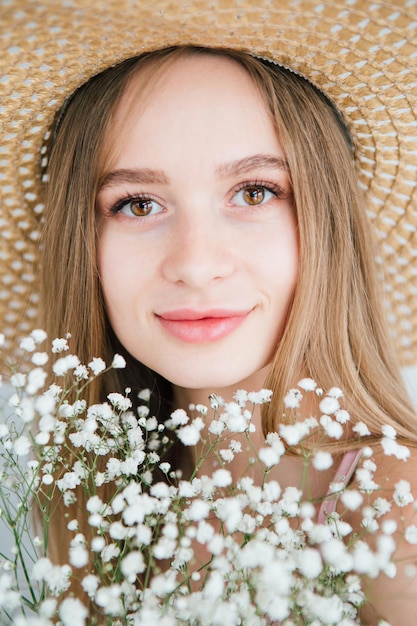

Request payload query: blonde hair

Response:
[42,45,417,441]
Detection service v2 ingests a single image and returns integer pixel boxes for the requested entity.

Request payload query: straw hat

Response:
[1,0,417,364]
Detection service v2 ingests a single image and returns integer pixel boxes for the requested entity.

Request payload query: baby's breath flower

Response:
[136,524,152,546]
[356,467,379,492]
[300,501,315,519]
[51,337,69,353]
[11,372,26,388]
[177,422,202,446]
[121,551,146,582]
[88,357,106,375]
[82,574,100,597]
[63,490,76,506]
[107,392,132,412]
[169,408,189,426]
[319,396,340,415]
[138,388,151,401]
[46,383,63,399]
[297,377,317,391]
[32,558,71,595]
[111,353,126,368]
[159,462,171,474]
[69,535,89,568]
[233,389,248,405]
[405,525,417,544]
[279,420,312,446]
[353,421,371,436]
[195,403,208,415]
[73,364,89,380]
[31,351,49,366]
[53,354,80,376]
[297,547,323,578]
[209,393,224,410]
[0,333,5,347]
[259,446,281,467]
[186,499,211,522]
[319,415,343,439]
[91,537,105,552]
[86,495,104,514]
[283,388,303,409]
[209,419,225,435]
[335,408,350,423]
[39,597,57,618]
[20,336,36,352]
[153,537,176,560]
[212,468,232,488]
[222,402,248,432]
[247,388,273,404]
[13,435,31,456]
[56,471,81,492]
[29,329,47,345]
[220,448,234,462]
[279,487,302,517]
[381,519,397,535]
[381,424,397,439]
[341,489,363,511]
[146,416,158,431]
[110,521,129,541]
[95,472,106,487]
[381,437,410,461]
[67,519,79,531]
[137,405,150,418]
[101,543,120,563]
[312,450,333,470]
[229,439,242,454]
[321,537,354,572]
[394,480,414,507]
[59,597,88,626]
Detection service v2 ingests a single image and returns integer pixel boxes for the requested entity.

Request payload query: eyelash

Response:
[106,179,289,217]
[231,179,289,202]
[107,194,162,216]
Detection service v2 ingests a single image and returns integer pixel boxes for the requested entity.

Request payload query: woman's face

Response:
[96,54,298,391]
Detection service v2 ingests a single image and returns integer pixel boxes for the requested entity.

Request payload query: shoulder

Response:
[345,442,417,625]
[348,441,417,530]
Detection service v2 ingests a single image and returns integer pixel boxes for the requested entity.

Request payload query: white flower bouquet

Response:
[0,330,415,625]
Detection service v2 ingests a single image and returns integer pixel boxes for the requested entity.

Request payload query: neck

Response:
[172,365,271,412]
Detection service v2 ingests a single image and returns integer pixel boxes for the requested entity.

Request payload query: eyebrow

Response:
[99,168,169,190]
[215,154,289,177]
[99,154,289,191]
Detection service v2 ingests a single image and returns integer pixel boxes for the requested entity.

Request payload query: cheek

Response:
[262,228,299,296]
[96,232,130,317]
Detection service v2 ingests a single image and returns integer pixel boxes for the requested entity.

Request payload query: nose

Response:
[161,209,235,288]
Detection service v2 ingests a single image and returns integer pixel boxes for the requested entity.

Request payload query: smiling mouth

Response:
[156,309,251,343]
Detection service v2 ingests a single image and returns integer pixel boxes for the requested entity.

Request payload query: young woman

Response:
[2,1,417,623]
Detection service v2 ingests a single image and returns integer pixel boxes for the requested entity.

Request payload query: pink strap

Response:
[317,449,362,523]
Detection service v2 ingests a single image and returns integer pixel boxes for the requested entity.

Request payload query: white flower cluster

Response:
[0,334,416,625]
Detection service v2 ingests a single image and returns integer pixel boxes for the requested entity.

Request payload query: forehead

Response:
[103,52,277,169]
[116,52,264,120]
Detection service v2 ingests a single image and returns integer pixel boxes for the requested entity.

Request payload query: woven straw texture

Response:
[1,0,417,363]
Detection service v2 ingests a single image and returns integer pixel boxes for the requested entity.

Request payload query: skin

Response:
[96,54,417,623]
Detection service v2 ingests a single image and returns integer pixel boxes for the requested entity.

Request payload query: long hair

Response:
[42,45,417,446]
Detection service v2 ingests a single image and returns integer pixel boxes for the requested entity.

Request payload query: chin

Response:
[165,370,257,393]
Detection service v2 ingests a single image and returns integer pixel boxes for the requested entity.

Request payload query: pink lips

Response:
[156,308,250,343]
